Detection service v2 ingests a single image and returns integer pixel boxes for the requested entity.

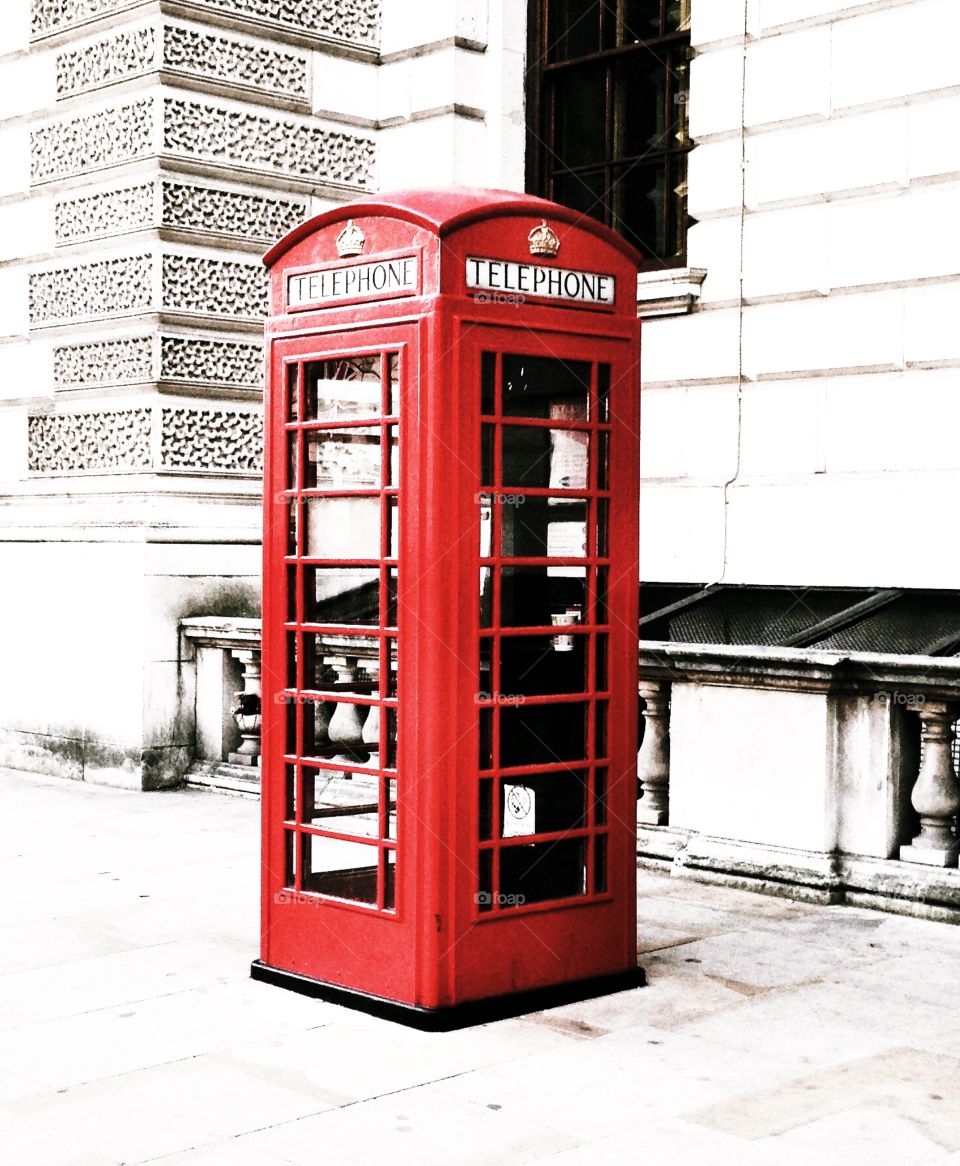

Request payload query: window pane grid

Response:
[475,352,611,914]
[534,0,691,265]
[283,351,400,913]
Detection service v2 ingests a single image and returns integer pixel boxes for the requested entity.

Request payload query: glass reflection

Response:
[305,496,380,559]
[502,355,589,419]
[305,427,381,489]
[501,565,587,628]
[305,356,381,420]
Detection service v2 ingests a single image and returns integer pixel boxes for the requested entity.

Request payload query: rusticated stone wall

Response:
[22,0,379,477]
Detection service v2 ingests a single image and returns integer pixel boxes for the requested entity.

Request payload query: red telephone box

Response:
[252,188,643,1028]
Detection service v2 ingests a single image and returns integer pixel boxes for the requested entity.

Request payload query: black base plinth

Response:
[250,959,646,1031]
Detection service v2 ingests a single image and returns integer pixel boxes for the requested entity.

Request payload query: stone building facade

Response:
[0,0,522,786]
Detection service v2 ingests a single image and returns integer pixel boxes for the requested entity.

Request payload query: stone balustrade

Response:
[637,640,960,920]
[180,616,960,917]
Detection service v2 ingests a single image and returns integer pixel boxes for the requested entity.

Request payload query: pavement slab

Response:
[2,766,960,1165]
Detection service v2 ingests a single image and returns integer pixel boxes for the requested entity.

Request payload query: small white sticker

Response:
[503,784,536,838]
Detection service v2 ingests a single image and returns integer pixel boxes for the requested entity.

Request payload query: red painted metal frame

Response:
[258,189,641,1019]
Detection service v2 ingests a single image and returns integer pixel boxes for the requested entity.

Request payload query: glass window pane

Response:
[286,362,299,422]
[304,635,379,694]
[301,833,378,903]
[502,428,589,492]
[664,0,691,34]
[386,425,400,487]
[500,701,588,767]
[285,763,297,821]
[479,707,493,769]
[595,498,609,557]
[480,566,493,627]
[500,769,587,836]
[553,66,607,169]
[304,769,380,837]
[596,700,608,757]
[596,429,610,488]
[382,708,398,770]
[479,493,493,557]
[502,355,590,419]
[305,426,381,489]
[386,778,397,840]
[479,778,493,841]
[387,496,399,558]
[551,168,608,225]
[501,565,587,627]
[615,55,667,158]
[595,634,608,690]
[502,496,588,560]
[286,498,299,557]
[597,364,611,423]
[548,0,601,61]
[387,353,399,416]
[481,425,495,485]
[595,767,608,825]
[305,566,380,625]
[595,833,608,892]
[385,849,396,910]
[304,496,380,559]
[499,837,586,905]
[305,357,381,421]
[500,634,588,696]
[286,430,299,491]
[618,0,662,41]
[479,636,494,698]
[481,352,496,414]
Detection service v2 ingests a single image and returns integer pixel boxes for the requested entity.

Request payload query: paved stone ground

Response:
[3,767,960,1165]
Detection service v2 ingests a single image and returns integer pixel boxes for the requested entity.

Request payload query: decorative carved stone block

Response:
[28,405,263,474]
[56,25,157,97]
[162,24,308,100]
[28,408,152,472]
[32,0,381,49]
[31,99,154,185]
[32,0,139,41]
[29,255,153,325]
[160,336,263,387]
[53,336,155,386]
[54,179,306,246]
[188,0,380,48]
[160,181,306,244]
[161,254,267,318]
[160,407,263,471]
[55,181,155,244]
[162,98,375,189]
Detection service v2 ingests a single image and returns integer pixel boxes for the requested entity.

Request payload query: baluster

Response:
[327,656,369,765]
[900,700,960,867]
[229,649,262,767]
[312,662,338,749]
[637,678,670,826]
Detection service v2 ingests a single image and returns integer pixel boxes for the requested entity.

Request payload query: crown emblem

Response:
[336,219,365,258]
[528,219,560,258]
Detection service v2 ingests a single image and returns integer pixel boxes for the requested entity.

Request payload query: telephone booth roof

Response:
[263,186,644,271]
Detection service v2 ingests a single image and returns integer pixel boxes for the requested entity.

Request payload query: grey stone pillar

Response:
[637,678,671,826]
[900,700,960,867]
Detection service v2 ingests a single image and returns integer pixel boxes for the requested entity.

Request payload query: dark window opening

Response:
[527,0,693,268]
